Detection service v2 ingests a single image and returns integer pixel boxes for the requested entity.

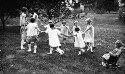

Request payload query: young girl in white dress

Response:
[42,24,69,55]
[83,18,94,53]
[20,7,28,49]
[70,27,85,55]
[57,20,71,44]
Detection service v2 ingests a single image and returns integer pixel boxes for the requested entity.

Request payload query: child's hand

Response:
[82,31,85,34]
[67,35,73,38]
[41,31,45,33]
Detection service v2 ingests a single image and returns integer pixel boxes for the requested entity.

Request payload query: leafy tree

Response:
[0,0,19,30]
[0,0,65,30]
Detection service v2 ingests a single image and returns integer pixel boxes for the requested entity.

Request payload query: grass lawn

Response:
[1,13,125,74]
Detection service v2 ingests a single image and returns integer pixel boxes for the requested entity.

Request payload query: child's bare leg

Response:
[62,38,66,44]
[78,51,82,55]
[90,43,93,52]
[47,47,53,54]
[56,46,64,55]
[21,39,26,49]
[78,48,85,55]
[86,42,90,51]
[80,48,85,53]
[63,40,66,44]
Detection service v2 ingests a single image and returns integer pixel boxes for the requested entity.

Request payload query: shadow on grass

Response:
[0,26,20,33]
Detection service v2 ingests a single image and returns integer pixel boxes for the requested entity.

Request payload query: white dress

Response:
[60,25,69,38]
[45,28,61,47]
[84,25,94,43]
[20,13,27,40]
[74,31,85,48]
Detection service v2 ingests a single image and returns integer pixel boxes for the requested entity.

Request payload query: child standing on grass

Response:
[101,40,125,68]
[72,21,81,35]
[44,20,53,30]
[57,20,71,44]
[25,18,41,53]
[20,7,28,50]
[70,27,86,55]
[83,18,94,53]
[42,23,69,55]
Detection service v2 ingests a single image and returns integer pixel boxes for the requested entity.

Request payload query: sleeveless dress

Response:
[60,25,69,38]
[74,31,85,48]
[84,25,94,44]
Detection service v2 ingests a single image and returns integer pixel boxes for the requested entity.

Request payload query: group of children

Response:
[20,7,95,55]
[20,7,125,68]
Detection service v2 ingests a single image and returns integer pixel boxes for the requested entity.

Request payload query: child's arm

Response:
[35,27,46,33]
[25,24,29,30]
[67,26,71,34]
[55,25,61,29]
[36,27,40,31]
[55,26,61,29]
[38,18,44,25]
[41,31,46,33]
[81,31,85,34]
[61,33,76,38]
[83,26,91,34]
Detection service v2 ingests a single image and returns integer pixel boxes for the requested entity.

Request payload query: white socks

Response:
[90,46,93,52]
[28,44,31,52]
[56,48,64,55]
[33,45,37,53]
[48,48,53,54]
[28,44,37,53]
[21,39,26,49]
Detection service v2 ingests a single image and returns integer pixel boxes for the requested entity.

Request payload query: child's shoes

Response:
[78,51,82,55]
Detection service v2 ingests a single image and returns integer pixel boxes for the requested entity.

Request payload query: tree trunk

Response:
[0,14,9,31]
[2,20,5,31]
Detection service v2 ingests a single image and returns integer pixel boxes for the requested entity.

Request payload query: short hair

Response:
[34,8,38,13]
[21,7,27,13]
[50,23,54,28]
[30,18,35,23]
[75,27,80,32]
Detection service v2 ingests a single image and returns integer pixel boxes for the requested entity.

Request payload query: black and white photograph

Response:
[0,0,125,74]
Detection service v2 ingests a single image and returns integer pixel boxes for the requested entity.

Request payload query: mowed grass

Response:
[1,14,125,74]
